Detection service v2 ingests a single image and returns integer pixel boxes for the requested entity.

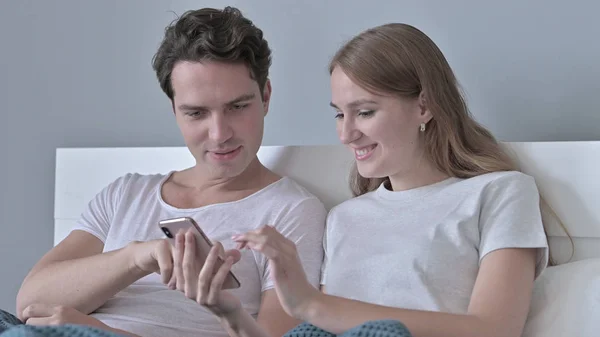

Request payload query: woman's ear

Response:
[418,91,433,123]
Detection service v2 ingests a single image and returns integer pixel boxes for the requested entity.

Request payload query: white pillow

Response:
[522,258,600,337]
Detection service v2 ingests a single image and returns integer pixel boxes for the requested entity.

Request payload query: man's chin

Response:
[207,159,252,179]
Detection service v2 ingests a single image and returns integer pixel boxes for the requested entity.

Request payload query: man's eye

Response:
[232,104,248,110]
[186,111,206,118]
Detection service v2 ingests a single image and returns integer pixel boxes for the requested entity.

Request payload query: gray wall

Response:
[1,0,599,314]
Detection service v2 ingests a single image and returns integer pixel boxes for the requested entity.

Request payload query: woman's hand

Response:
[232,225,321,319]
[171,229,243,318]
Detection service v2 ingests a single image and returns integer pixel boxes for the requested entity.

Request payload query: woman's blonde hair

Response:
[329,23,571,265]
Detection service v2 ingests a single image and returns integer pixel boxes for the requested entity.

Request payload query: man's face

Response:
[171,61,271,180]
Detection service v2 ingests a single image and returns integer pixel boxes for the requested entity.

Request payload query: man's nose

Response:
[208,113,233,144]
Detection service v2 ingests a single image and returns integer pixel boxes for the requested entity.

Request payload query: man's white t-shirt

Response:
[71,172,326,337]
[321,171,549,314]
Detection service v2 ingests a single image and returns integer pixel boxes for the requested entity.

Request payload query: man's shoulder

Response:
[100,172,170,200]
[251,176,327,221]
[259,176,324,205]
[255,177,327,243]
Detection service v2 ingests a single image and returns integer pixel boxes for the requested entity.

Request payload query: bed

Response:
[54,141,600,337]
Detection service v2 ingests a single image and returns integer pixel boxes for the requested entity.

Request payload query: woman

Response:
[170,23,549,337]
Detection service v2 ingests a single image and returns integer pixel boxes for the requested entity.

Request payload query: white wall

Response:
[1,0,599,313]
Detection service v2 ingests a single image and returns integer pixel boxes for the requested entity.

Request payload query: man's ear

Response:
[262,79,272,116]
[418,91,433,124]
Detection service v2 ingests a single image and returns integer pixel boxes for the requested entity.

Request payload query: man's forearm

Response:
[16,244,149,317]
[220,309,272,337]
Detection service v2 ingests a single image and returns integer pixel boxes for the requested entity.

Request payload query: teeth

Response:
[216,149,235,154]
[355,146,374,157]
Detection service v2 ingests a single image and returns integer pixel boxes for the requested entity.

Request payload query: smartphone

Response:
[158,217,241,289]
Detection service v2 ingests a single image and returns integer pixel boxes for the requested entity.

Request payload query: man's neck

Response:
[161,158,280,209]
[184,158,278,193]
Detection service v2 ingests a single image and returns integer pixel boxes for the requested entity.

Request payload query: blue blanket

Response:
[2,309,412,337]
[0,310,125,337]
[284,320,412,337]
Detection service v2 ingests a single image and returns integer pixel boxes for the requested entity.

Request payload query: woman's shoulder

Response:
[469,170,535,184]
[462,170,539,197]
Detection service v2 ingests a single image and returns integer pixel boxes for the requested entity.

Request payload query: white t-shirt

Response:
[71,172,326,337]
[321,171,549,314]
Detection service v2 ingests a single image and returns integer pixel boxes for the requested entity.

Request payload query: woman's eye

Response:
[358,110,375,117]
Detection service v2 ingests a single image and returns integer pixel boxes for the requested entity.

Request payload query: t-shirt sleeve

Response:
[478,172,549,279]
[261,197,327,292]
[69,174,128,243]
[319,210,333,286]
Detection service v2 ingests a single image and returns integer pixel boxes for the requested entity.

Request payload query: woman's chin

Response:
[356,166,387,180]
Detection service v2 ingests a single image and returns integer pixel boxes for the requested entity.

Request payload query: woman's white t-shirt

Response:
[321,171,549,314]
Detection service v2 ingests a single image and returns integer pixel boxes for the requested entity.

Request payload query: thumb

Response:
[21,303,54,321]
[223,249,242,263]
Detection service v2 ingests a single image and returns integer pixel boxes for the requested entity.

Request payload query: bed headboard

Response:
[55,141,600,265]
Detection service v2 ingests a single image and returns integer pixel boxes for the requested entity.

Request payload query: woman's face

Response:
[329,66,431,180]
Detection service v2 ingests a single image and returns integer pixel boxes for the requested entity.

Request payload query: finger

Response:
[238,231,290,260]
[173,231,185,291]
[243,240,281,259]
[167,232,184,289]
[222,249,242,263]
[231,232,266,250]
[21,303,53,321]
[234,234,264,252]
[183,229,198,299]
[207,256,234,305]
[232,225,284,245]
[213,240,226,258]
[156,239,174,285]
[197,243,221,304]
[24,316,53,326]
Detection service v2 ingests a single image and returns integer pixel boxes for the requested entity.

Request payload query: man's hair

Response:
[152,6,272,100]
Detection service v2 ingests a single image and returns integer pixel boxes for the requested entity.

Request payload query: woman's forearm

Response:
[220,309,272,337]
[302,294,504,337]
[104,326,142,337]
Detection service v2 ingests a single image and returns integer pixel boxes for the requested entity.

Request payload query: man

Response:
[9,6,326,337]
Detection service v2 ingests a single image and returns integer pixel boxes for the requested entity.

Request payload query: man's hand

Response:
[22,304,108,328]
[128,239,176,285]
[22,304,142,337]
[170,229,243,318]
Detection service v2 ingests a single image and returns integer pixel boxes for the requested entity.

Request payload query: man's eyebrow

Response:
[177,93,257,111]
[226,93,256,105]
[178,104,207,111]
[330,99,378,110]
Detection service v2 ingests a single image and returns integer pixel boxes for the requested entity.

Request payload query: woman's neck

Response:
[387,155,450,192]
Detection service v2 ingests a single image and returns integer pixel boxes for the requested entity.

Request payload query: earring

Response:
[420,123,426,132]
